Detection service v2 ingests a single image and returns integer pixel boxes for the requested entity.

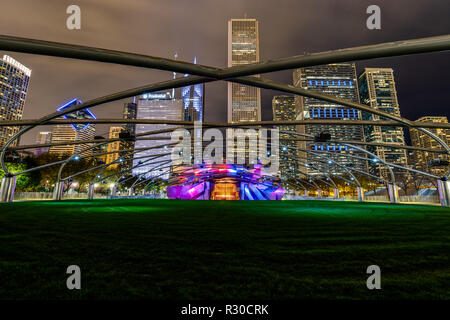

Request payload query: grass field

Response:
[0,199,449,300]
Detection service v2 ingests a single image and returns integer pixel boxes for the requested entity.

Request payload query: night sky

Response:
[0,0,449,145]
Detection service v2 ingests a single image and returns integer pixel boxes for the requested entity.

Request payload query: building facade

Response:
[358,68,408,178]
[34,131,52,156]
[122,100,137,136]
[0,55,31,147]
[132,92,183,179]
[49,99,96,158]
[272,96,301,180]
[293,63,366,175]
[226,18,261,165]
[49,124,77,156]
[93,135,108,164]
[410,116,450,177]
[106,126,122,169]
[182,58,204,122]
[227,18,261,123]
[119,100,138,174]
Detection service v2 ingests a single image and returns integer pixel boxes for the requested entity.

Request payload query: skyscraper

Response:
[293,63,366,175]
[358,68,408,178]
[122,100,137,136]
[0,55,31,147]
[106,126,122,169]
[49,124,77,156]
[34,131,52,156]
[49,99,96,158]
[272,96,300,180]
[227,18,261,123]
[119,100,138,174]
[182,57,204,122]
[93,135,107,164]
[132,92,183,179]
[410,116,450,177]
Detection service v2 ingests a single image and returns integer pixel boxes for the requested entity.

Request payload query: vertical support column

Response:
[128,187,134,196]
[387,183,399,203]
[110,185,117,197]
[334,188,340,199]
[88,184,95,200]
[52,180,64,201]
[0,175,16,203]
[357,186,365,201]
[437,179,450,207]
[317,189,322,198]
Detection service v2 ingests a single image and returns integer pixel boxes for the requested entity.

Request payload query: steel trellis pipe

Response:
[1,33,450,177]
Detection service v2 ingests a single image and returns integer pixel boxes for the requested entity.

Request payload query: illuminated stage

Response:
[166,164,285,200]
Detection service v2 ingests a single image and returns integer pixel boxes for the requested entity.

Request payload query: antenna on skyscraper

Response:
[172,52,178,98]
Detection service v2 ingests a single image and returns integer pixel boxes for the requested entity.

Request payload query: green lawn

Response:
[0,199,449,300]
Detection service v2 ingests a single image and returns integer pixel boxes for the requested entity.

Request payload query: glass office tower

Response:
[49,98,96,158]
[358,68,408,178]
[0,55,31,147]
[34,131,52,156]
[119,101,138,174]
[227,18,261,123]
[410,116,450,177]
[272,95,301,180]
[182,58,204,122]
[293,63,366,175]
[132,92,183,179]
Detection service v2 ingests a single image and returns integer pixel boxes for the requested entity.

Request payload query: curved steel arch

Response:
[1,33,450,178]
[0,34,448,202]
[2,122,444,193]
[55,126,184,182]
[1,33,449,81]
[278,129,445,182]
[2,118,450,129]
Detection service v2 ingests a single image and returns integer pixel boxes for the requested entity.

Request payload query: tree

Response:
[0,162,31,191]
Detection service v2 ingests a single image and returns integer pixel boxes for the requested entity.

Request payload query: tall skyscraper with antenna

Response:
[172,52,178,99]
[181,57,204,122]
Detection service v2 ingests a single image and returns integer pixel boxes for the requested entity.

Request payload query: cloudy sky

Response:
[1,0,449,145]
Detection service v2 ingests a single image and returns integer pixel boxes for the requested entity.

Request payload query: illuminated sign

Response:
[141,92,171,100]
